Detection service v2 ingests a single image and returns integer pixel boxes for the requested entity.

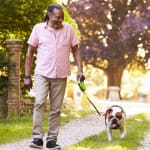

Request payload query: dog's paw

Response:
[108,136,112,141]
[120,132,126,139]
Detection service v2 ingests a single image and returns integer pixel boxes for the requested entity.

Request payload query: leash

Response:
[83,91,102,116]
[78,78,102,116]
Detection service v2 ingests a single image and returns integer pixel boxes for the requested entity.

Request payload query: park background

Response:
[0,0,150,119]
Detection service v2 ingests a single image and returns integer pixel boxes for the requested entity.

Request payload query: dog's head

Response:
[105,105,126,129]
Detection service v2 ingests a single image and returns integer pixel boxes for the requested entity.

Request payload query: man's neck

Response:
[47,21,63,30]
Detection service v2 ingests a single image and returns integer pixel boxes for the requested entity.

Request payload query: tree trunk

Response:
[106,64,124,100]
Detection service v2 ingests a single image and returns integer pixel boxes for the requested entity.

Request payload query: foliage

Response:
[121,64,150,100]
[0,51,8,91]
[0,0,56,61]
[0,50,8,118]
[67,0,150,69]
[62,4,80,37]
[0,0,56,35]
[67,0,150,88]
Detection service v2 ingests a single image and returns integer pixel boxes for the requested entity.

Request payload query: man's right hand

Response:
[24,77,32,91]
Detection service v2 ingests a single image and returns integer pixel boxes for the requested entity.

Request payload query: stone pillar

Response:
[108,86,120,101]
[6,39,23,118]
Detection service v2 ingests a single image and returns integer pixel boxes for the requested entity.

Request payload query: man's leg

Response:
[46,78,67,147]
[30,75,49,148]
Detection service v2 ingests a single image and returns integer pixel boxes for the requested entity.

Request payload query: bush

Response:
[0,51,8,119]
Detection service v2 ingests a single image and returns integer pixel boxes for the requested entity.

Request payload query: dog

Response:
[105,105,126,141]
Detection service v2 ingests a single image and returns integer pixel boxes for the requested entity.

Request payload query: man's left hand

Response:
[77,73,85,82]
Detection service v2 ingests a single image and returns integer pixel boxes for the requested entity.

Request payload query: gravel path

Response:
[137,132,150,150]
[0,100,150,150]
[137,116,150,150]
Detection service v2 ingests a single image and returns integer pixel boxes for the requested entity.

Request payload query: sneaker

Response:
[46,140,61,150]
[29,138,43,149]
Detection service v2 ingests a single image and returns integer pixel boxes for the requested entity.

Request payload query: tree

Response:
[67,0,150,98]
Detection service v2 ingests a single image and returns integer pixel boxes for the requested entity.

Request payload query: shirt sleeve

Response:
[70,25,80,47]
[27,25,39,47]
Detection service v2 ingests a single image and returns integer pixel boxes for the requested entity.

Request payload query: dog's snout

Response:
[111,118,119,129]
[112,118,118,124]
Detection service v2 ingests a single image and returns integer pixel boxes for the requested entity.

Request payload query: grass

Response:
[65,113,150,150]
[0,109,93,144]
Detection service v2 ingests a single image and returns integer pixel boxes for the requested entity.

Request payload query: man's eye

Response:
[54,16,63,19]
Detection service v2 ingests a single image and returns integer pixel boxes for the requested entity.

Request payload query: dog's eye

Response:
[116,114,122,120]
[109,116,113,120]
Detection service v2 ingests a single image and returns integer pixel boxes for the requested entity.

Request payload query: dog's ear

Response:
[105,108,113,126]
[120,108,126,118]
[106,108,113,115]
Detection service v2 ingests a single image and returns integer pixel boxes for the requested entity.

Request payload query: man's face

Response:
[49,9,64,29]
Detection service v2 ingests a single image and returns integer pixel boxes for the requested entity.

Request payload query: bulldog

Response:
[105,105,126,141]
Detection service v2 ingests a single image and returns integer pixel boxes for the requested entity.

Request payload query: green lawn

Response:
[65,113,150,150]
[0,109,93,144]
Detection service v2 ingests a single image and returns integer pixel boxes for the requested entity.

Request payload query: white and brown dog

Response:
[105,105,126,141]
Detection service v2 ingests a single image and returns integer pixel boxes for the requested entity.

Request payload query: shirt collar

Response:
[44,21,64,32]
[44,21,53,31]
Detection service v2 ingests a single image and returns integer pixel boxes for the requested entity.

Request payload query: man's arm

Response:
[24,45,35,90]
[72,45,85,81]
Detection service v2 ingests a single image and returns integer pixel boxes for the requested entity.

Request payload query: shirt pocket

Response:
[59,38,71,48]
[38,36,54,47]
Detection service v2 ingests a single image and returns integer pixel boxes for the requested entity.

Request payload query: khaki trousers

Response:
[32,75,67,141]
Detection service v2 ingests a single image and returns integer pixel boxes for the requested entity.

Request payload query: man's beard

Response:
[53,22,63,29]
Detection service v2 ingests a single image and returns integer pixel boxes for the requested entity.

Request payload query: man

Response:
[24,3,84,149]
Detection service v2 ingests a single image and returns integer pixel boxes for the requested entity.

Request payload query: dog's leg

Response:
[107,127,112,141]
[120,126,126,139]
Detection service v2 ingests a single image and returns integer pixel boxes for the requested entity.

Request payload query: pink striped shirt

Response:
[27,22,79,78]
